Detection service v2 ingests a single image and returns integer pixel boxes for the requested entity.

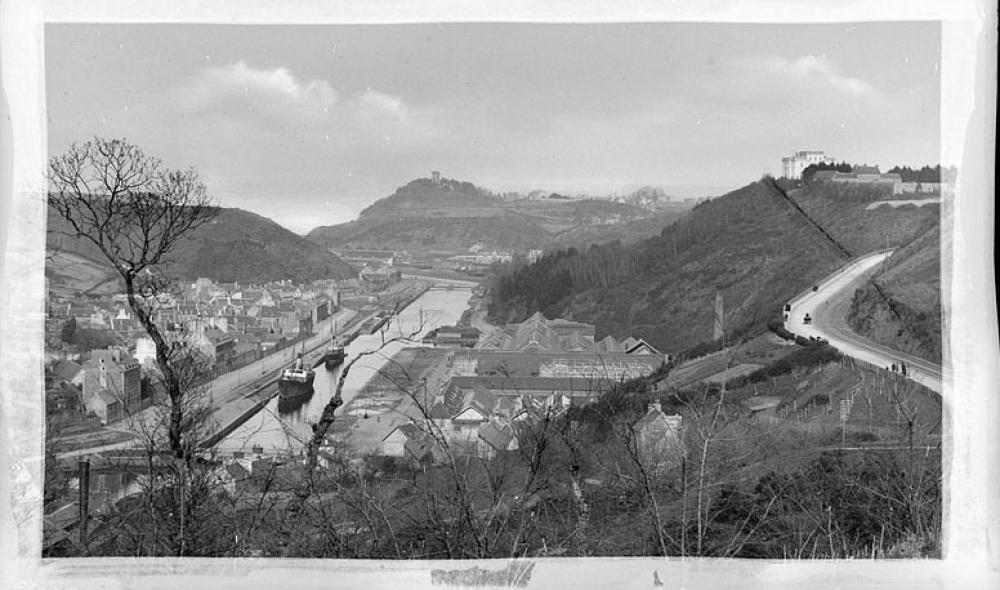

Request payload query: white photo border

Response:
[1,1,995,588]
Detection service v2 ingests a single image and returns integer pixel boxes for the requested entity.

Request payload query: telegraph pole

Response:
[78,460,90,551]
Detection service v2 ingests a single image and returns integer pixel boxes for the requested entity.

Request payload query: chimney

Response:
[98,357,107,388]
[648,402,662,414]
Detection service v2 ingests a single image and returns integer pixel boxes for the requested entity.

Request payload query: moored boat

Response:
[314,337,346,370]
[278,354,314,400]
[315,323,347,371]
[323,344,346,370]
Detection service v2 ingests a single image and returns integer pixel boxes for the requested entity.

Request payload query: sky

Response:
[46,22,941,234]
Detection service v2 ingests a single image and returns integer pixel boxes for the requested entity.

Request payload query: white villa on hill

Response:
[781,150,834,180]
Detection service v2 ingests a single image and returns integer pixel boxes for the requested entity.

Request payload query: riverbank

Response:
[215,286,474,455]
[199,307,378,448]
[332,347,450,454]
[374,278,432,312]
[55,307,359,458]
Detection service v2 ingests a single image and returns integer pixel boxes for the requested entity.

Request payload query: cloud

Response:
[739,54,875,96]
[209,60,338,105]
[705,54,880,109]
[140,54,927,232]
[359,90,407,116]
[651,53,892,150]
[171,61,420,135]
[156,61,451,227]
[173,61,338,127]
[166,60,441,155]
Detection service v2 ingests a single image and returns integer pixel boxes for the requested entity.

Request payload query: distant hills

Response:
[47,205,357,286]
[487,178,942,355]
[44,174,702,288]
[307,176,692,253]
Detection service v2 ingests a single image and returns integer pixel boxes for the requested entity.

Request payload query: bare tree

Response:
[63,342,227,557]
[372,351,493,559]
[48,137,216,462]
[278,306,426,556]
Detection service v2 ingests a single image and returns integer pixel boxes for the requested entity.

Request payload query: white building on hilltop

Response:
[781,150,834,179]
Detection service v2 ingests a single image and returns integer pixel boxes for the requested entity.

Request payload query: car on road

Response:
[803,313,812,325]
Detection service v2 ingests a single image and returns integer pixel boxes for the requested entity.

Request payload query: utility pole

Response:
[713,293,725,342]
[839,398,851,448]
[77,460,90,552]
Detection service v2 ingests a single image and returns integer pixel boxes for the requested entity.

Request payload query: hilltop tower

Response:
[431,171,441,183]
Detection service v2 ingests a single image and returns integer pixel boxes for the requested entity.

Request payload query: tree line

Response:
[487,242,638,324]
[886,165,945,183]
[802,162,946,183]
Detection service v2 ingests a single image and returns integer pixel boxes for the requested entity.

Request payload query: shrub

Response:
[726,344,842,390]
[852,431,879,443]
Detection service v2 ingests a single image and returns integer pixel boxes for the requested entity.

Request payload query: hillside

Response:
[358,178,500,218]
[45,250,121,296]
[307,214,555,252]
[847,211,942,362]
[487,178,941,354]
[46,205,357,285]
[307,176,659,253]
[547,206,692,250]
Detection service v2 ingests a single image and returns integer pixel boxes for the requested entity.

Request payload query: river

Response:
[215,288,472,454]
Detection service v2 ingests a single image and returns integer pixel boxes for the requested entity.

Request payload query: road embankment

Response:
[784,250,944,395]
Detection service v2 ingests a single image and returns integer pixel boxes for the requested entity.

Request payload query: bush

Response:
[70,326,119,350]
[767,321,795,341]
[727,343,842,390]
[768,321,831,348]
[808,181,892,203]
[567,376,652,436]
[60,318,77,343]
[851,431,879,443]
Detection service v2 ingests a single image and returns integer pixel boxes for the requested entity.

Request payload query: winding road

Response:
[784,250,944,396]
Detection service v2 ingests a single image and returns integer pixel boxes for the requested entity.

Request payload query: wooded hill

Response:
[306,177,674,253]
[47,205,357,285]
[487,178,942,355]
